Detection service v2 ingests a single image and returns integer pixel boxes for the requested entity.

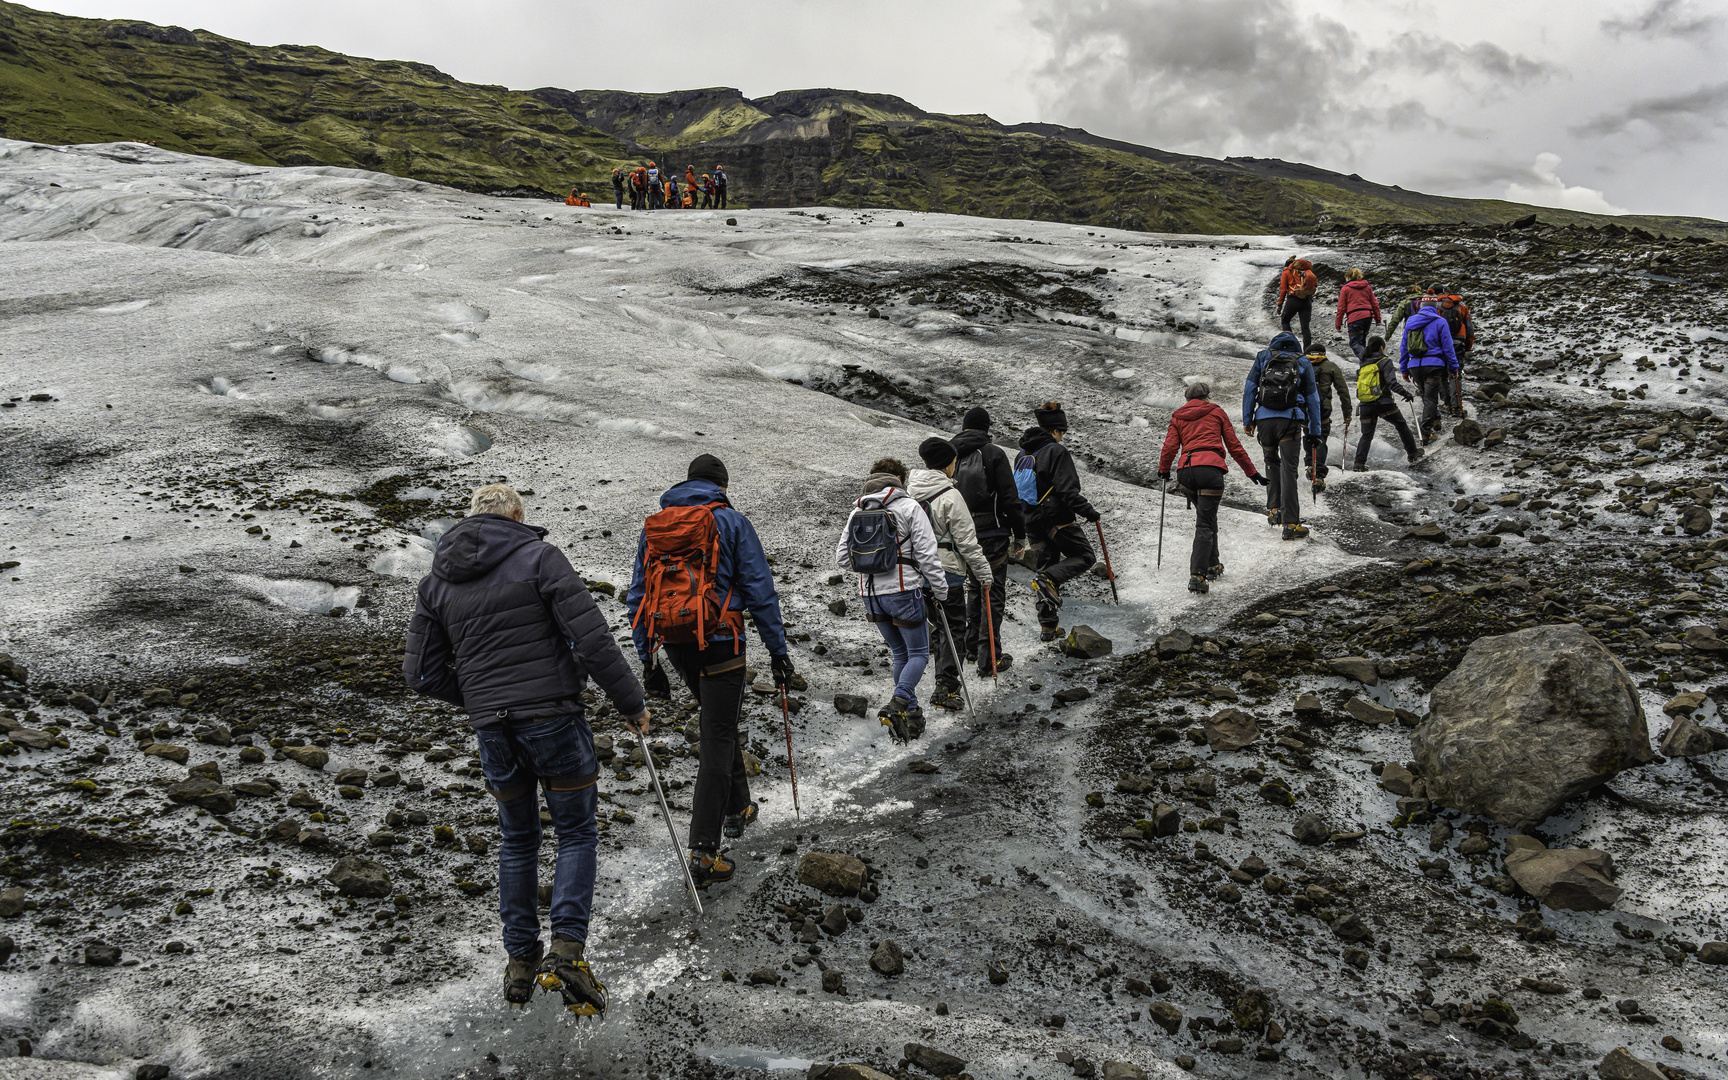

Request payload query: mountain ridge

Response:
[0,1,1722,239]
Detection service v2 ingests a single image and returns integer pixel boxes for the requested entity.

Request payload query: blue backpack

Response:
[1014,452,1045,506]
[846,498,902,576]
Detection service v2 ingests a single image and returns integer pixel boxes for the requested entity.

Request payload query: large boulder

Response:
[1412,624,1651,828]
[1062,625,1113,660]
[1659,714,1717,758]
[325,856,392,898]
[1505,848,1622,911]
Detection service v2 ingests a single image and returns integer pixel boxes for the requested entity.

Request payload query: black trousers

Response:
[1280,297,1313,352]
[1415,369,1449,436]
[925,573,967,692]
[1354,400,1418,463]
[613,186,624,209]
[1347,318,1373,358]
[1034,521,1096,628]
[1176,465,1223,577]
[716,185,728,209]
[662,644,749,854]
[964,534,1010,672]
[1303,419,1334,480]
[1256,417,1304,525]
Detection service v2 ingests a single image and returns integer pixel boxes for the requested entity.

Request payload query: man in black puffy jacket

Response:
[950,406,1025,675]
[404,483,646,1017]
[1017,402,1100,641]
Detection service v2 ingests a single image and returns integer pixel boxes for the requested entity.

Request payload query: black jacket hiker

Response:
[403,514,646,727]
[950,429,1027,542]
[1016,427,1100,534]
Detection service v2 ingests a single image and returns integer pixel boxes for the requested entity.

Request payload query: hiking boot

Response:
[504,947,542,1006]
[878,695,912,744]
[930,685,963,711]
[977,653,1012,678]
[1031,572,1061,609]
[1267,508,1282,526]
[1205,563,1225,581]
[905,707,927,739]
[722,801,758,840]
[537,937,606,1017]
[1188,575,1209,594]
[1040,626,1064,643]
[1409,447,1426,463]
[688,849,735,888]
[1422,431,1439,446]
[1349,462,1368,473]
[1282,524,1311,541]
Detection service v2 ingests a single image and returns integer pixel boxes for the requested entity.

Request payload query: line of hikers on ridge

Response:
[397,272,1477,1015]
[599,161,729,211]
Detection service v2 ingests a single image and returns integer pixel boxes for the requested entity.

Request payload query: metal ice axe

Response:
[778,685,801,820]
[935,601,976,724]
[1095,519,1120,602]
[637,735,703,915]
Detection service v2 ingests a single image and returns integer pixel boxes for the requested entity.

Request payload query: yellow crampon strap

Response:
[538,960,607,1017]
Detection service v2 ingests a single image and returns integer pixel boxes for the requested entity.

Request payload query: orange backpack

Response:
[631,502,741,655]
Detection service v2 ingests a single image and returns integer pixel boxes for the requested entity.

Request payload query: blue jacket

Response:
[1242,332,1323,438]
[624,479,787,663]
[1399,308,1460,374]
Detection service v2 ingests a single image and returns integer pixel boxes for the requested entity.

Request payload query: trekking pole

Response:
[1095,520,1120,602]
[982,581,999,678]
[936,604,977,724]
[779,687,801,820]
[1155,484,1167,570]
[638,735,703,916]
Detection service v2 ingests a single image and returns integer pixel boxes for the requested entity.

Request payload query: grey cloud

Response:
[1602,0,1720,41]
[1575,80,1728,137]
[1372,32,1552,84]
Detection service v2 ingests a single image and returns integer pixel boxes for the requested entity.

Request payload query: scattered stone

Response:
[141,743,190,765]
[1520,978,1569,994]
[819,905,849,937]
[1414,623,1651,828]
[1402,524,1450,543]
[1156,629,1194,659]
[833,694,868,718]
[1329,657,1379,685]
[1379,762,1417,796]
[821,969,846,994]
[1102,1064,1147,1080]
[0,887,26,919]
[908,760,940,774]
[1505,848,1621,911]
[1062,625,1113,659]
[1292,813,1329,846]
[1344,697,1396,725]
[1660,714,1717,758]
[1147,1001,1183,1036]
[1453,418,1484,446]
[165,777,237,816]
[904,1045,965,1076]
[1292,692,1323,717]
[324,856,392,898]
[869,939,905,977]
[85,942,121,967]
[808,1066,893,1080]
[1695,941,1727,964]
[279,745,330,771]
[747,967,780,986]
[828,599,848,616]
[1342,947,1370,970]
[1202,708,1259,752]
[0,936,12,965]
[1596,1047,1667,1080]
[1330,914,1373,943]
[798,852,868,897]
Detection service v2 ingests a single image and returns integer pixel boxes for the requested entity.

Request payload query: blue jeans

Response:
[474,713,599,960]
[866,590,930,709]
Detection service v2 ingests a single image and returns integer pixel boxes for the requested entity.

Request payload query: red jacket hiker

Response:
[1278,259,1318,306]
[1335,279,1381,328]
[1159,400,1261,477]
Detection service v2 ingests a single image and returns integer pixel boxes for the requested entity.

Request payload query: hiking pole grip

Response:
[779,689,800,819]
[640,740,703,915]
[1095,520,1119,603]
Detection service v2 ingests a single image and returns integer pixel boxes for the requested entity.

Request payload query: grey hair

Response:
[1185,382,1211,401]
[468,483,524,518]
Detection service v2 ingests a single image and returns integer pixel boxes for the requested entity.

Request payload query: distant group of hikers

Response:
[397,253,1477,1016]
[607,161,729,211]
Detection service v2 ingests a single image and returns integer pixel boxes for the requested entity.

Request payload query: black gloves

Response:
[1082,509,1102,524]
[643,659,671,700]
[1250,473,1269,487]
[1158,471,1171,482]
[771,653,805,691]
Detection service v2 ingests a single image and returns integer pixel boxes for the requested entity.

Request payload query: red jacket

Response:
[1335,279,1381,328]
[1278,259,1317,305]
[1159,400,1260,476]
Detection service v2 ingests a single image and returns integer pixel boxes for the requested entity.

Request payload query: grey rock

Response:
[1292,813,1329,846]
[1293,692,1324,716]
[0,935,13,965]
[1453,418,1484,446]
[1103,1064,1148,1080]
[747,967,780,986]
[85,942,121,966]
[165,777,236,816]
[1147,1000,1183,1035]
[325,856,392,898]
[0,887,26,918]
[1379,762,1417,796]
[1062,625,1113,660]
[1596,1047,1667,1080]
[278,745,330,770]
[807,1066,893,1080]
[1698,941,1728,964]
[833,694,869,718]
[1660,714,1717,758]
[904,1044,966,1076]
[1330,913,1373,943]
[1345,697,1397,725]
[1202,708,1259,752]
[1329,657,1379,685]
[1505,848,1621,911]
[1413,623,1651,828]
[141,742,189,764]
[797,851,868,897]
[1156,629,1194,659]
[870,939,905,976]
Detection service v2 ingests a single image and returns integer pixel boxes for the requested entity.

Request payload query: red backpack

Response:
[631,503,741,656]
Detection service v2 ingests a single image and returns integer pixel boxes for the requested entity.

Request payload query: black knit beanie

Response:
[962,406,991,431]
[1034,401,1068,432]
[687,453,729,487]
[919,437,957,470]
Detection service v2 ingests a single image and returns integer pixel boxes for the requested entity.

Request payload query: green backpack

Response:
[1356,362,1383,403]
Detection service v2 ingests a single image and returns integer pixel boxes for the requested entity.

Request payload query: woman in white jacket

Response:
[835,457,947,741]
[907,438,994,709]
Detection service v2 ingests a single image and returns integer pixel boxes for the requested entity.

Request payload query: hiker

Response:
[1350,336,1422,470]
[685,165,697,195]
[908,437,995,710]
[714,165,729,210]
[1335,268,1381,359]
[950,406,1026,676]
[403,483,642,1016]
[701,173,715,209]
[1398,300,1460,443]
[612,169,625,210]
[630,167,648,210]
[665,176,679,209]
[624,454,793,889]
[1243,332,1322,540]
[646,162,663,210]
[1303,344,1354,496]
[836,457,947,742]
[1386,283,1430,335]
[1428,287,1475,360]
[1158,383,1265,594]
[1016,403,1100,641]
[1276,258,1319,352]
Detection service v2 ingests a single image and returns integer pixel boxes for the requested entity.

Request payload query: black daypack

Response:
[846,498,902,576]
[952,450,995,531]
[915,485,956,550]
[1258,352,1303,411]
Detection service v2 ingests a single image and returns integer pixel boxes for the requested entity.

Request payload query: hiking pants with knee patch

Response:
[1354,401,1418,464]
[925,572,968,692]
[1280,297,1313,352]
[1033,522,1096,628]
[1415,369,1448,436]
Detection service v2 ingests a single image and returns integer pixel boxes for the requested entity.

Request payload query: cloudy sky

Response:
[48,0,1728,219]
